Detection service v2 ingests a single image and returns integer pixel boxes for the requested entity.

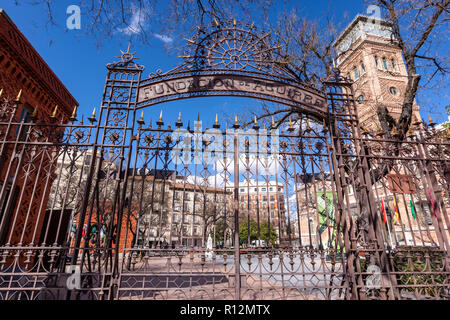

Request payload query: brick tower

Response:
[333,15,421,130]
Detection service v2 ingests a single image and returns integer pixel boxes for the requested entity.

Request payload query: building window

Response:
[347,73,351,80]
[360,62,366,74]
[391,59,397,71]
[15,103,34,140]
[173,214,179,223]
[356,95,365,104]
[353,66,359,80]
[308,218,314,233]
[84,154,92,166]
[382,57,389,71]
[254,188,257,192]
[269,187,273,191]
[375,56,380,69]
[261,188,266,192]
[240,195,245,201]
[389,87,398,95]
[240,188,245,193]
[270,195,275,201]
[420,203,433,225]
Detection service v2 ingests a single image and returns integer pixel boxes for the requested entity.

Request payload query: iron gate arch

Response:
[0,19,448,300]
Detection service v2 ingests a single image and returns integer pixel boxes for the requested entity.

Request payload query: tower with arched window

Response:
[333,15,421,130]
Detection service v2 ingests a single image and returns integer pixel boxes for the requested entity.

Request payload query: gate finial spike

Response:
[0,88,3,98]
[361,124,369,135]
[51,105,58,118]
[16,89,22,102]
[233,114,240,128]
[137,110,145,126]
[213,114,220,128]
[70,105,78,121]
[376,123,383,136]
[89,108,97,123]
[428,114,435,126]
[254,116,258,126]
[407,126,415,138]
[391,125,399,136]
[305,118,311,132]
[176,112,183,127]
[197,113,200,122]
[271,116,275,128]
[157,110,164,126]
[32,106,38,119]
[287,117,294,132]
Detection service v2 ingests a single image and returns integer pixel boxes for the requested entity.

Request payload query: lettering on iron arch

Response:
[387,174,416,194]
[137,74,327,113]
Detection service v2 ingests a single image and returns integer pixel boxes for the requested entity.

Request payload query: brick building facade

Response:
[0,9,78,247]
[333,15,422,130]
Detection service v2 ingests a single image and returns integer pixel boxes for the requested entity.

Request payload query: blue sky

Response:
[1,0,448,126]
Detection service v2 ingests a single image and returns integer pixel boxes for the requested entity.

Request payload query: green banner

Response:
[316,191,335,234]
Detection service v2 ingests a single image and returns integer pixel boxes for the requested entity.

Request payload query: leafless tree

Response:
[15,1,448,132]
[370,0,449,139]
[16,0,274,48]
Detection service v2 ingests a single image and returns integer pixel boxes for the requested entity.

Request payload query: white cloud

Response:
[118,8,147,35]
[154,33,173,44]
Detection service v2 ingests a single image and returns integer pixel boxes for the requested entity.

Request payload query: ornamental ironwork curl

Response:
[181,20,284,75]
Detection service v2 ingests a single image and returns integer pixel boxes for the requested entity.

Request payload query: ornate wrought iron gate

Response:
[0,20,449,300]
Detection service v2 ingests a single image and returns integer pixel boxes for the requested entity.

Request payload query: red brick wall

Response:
[0,10,78,246]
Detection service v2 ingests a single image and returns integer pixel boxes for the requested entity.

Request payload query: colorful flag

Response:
[409,200,416,220]
[380,197,387,223]
[428,188,438,218]
[392,195,400,224]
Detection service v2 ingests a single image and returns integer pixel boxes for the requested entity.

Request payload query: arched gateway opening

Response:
[0,19,448,301]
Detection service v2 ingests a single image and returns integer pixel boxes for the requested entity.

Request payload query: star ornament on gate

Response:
[118,44,138,64]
